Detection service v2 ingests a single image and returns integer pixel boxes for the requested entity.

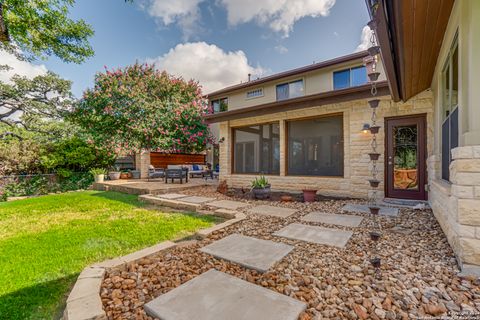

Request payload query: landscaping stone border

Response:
[63,204,246,320]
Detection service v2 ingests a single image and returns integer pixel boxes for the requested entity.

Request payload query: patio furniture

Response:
[165,168,189,184]
[189,164,206,178]
[148,165,165,181]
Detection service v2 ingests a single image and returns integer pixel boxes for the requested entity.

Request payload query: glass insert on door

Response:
[393,125,418,190]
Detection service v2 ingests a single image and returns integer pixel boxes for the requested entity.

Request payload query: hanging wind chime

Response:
[365,19,382,273]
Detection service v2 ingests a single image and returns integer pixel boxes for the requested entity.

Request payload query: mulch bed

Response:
[101,187,480,319]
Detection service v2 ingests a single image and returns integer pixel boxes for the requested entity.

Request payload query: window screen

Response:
[287,115,343,176]
[233,123,280,174]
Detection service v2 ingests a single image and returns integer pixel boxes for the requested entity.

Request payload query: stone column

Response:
[135,150,151,179]
[450,146,480,275]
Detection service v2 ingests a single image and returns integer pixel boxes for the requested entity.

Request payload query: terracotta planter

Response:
[252,185,271,200]
[281,195,293,202]
[302,189,317,202]
[94,174,104,183]
[120,172,130,179]
[108,172,121,180]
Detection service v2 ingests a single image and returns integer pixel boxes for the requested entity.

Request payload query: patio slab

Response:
[207,199,250,210]
[200,234,293,272]
[179,196,216,204]
[249,205,297,218]
[341,204,399,217]
[144,269,306,320]
[156,193,187,200]
[301,212,363,227]
[274,223,353,248]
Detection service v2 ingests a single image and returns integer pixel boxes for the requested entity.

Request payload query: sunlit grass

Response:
[0,191,215,319]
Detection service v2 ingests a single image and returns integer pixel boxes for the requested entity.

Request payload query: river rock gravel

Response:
[101,186,480,319]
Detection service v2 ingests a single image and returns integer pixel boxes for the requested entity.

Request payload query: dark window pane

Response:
[211,98,228,113]
[351,66,367,86]
[333,69,350,90]
[452,46,458,108]
[287,115,343,176]
[212,100,220,113]
[233,123,280,174]
[276,83,289,101]
[441,118,450,181]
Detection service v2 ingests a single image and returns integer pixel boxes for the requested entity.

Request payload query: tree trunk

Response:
[0,2,10,43]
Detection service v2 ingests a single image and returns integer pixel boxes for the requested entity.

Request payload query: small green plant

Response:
[89,168,107,176]
[251,176,270,189]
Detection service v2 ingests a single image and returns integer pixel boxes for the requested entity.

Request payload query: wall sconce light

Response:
[362,123,371,133]
[219,137,225,143]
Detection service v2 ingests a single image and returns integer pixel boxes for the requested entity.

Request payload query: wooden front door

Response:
[385,115,427,200]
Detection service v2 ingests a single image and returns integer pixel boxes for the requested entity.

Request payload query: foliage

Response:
[0,0,95,63]
[71,63,215,157]
[395,148,417,170]
[251,176,270,189]
[1,172,93,199]
[0,191,215,319]
[39,136,115,174]
[0,72,74,133]
[89,168,107,176]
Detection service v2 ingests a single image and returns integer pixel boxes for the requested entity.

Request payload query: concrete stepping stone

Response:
[179,196,215,204]
[144,269,306,320]
[200,234,293,272]
[342,203,399,217]
[249,205,297,218]
[274,223,353,248]
[301,212,363,227]
[156,193,187,200]
[207,199,250,210]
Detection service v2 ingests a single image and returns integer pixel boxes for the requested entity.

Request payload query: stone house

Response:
[204,0,480,275]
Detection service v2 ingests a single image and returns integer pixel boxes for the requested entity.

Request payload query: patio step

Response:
[139,194,202,212]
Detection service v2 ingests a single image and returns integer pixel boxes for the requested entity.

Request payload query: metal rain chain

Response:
[365,20,382,274]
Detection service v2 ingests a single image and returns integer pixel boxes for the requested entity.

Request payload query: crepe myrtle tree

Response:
[71,63,215,157]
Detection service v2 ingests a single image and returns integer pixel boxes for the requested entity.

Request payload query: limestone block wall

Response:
[429,146,480,273]
[218,90,434,198]
[135,150,151,179]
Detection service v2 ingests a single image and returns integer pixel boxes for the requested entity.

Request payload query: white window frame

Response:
[246,88,264,100]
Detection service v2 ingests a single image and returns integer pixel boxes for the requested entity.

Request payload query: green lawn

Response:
[0,191,215,320]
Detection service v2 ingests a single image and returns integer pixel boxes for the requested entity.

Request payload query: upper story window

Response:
[333,66,367,90]
[246,88,263,99]
[211,97,228,113]
[276,79,304,101]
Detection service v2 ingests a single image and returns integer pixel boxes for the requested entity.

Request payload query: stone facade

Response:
[218,90,434,199]
[135,150,151,179]
[429,146,480,275]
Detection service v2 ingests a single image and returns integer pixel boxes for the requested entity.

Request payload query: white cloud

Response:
[218,0,336,37]
[143,0,204,40]
[0,50,47,83]
[274,45,288,54]
[355,25,374,52]
[147,42,265,94]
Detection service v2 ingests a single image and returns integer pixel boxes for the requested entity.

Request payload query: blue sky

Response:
[28,0,371,96]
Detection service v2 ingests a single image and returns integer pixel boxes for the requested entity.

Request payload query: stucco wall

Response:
[217,90,433,199]
[210,58,387,111]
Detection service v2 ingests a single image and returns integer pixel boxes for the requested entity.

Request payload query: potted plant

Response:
[108,166,121,180]
[302,189,317,202]
[90,168,107,183]
[130,169,141,179]
[251,176,271,200]
[120,170,130,179]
